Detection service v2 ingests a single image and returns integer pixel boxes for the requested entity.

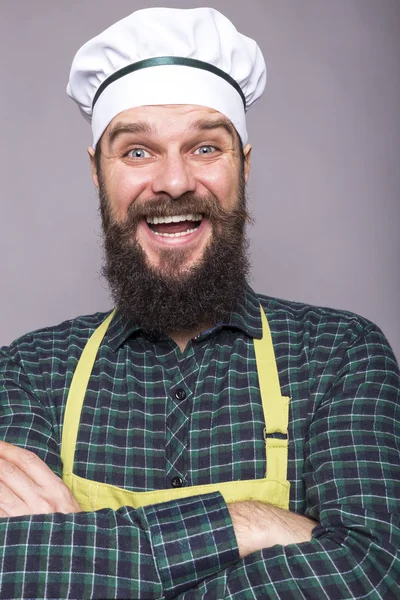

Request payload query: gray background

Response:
[1,0,399,358]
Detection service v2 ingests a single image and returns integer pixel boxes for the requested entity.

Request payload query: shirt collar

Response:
[107,285,263,351]
[222,284,263,339]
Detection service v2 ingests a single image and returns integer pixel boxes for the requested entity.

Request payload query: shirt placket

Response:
[164,342,207,489]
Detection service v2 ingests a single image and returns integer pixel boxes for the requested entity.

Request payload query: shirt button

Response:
[171,476,183,488]
[175,388,187,401]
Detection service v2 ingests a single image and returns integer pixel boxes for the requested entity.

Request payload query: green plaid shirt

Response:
[0,286,399,599]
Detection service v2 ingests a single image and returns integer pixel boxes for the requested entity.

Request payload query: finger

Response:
[0,458,58,516]
[0,442,82,514]
[0,441,61,489]
[0,456,36,500]
[0,458,77,516]
[0,472,31,517]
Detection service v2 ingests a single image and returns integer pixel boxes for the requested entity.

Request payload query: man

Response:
[0,6,399,599]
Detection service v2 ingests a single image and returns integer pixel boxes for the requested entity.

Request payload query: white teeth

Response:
[152,228,199,238]
[146,213,202,224]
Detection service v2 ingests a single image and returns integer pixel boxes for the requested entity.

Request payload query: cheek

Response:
[199,166,239,209]
[107,168,151,218]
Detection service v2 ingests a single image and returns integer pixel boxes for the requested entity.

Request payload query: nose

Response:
[151,154,196,199]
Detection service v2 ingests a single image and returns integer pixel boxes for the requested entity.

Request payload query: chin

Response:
[143,244,207,277]
[150,258,201,281]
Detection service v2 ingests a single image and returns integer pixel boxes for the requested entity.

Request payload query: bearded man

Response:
[0,7,399,600]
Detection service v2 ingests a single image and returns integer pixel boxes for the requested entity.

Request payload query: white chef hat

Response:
[67,7,266,148]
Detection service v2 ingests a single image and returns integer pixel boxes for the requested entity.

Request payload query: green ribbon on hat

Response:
[92,56,247,110]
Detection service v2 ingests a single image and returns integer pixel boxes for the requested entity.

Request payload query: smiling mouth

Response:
[145,213,204,238]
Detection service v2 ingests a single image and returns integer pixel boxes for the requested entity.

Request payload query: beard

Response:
[99,171,251,334]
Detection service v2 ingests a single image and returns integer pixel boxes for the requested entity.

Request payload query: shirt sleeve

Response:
[175,323,400,599]
[0,348,238,600]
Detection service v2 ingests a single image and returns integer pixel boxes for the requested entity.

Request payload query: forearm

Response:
[0,507,162,600]
[228,501,317,558]
[0,492,238,600]
[176,508,400,599]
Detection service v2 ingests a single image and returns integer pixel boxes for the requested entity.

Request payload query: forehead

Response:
[104,104,235,142]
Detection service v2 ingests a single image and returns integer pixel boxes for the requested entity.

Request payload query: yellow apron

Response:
[61,307,290,511]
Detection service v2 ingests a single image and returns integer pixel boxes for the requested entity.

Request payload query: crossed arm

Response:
[0,440,316,555]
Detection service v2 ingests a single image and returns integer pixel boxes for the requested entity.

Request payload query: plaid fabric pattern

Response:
[0,286,399,599]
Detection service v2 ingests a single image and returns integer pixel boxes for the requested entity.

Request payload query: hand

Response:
[0,441,82,517]
[228,501,317,558]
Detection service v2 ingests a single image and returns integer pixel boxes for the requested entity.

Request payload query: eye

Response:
[194,145,217,155]
[126,148,151,159]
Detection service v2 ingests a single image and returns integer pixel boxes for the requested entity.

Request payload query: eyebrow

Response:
[107,121,153,146]
[191,118,236,140]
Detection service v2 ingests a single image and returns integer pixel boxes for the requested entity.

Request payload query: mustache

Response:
[100,191,251,235]
[125,192,242,223]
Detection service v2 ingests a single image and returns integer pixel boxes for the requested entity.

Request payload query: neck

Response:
[167,323,213,352]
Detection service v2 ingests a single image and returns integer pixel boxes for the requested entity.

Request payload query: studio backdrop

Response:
[1,0,399,358]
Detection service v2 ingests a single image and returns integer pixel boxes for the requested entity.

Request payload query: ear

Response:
[87,146,99,188]
[243,144,252,182]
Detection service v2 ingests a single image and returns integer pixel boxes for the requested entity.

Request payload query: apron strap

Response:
[60,310,116,475]
[254,307,290,482]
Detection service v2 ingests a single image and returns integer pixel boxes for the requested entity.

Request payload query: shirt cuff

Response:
[139,492,238,598]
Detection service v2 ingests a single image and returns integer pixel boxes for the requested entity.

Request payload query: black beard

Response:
[99,172,251,334]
